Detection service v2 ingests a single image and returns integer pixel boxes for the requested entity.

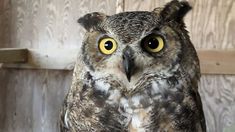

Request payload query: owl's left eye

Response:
[98,37,117,55]
[141,34,164,53]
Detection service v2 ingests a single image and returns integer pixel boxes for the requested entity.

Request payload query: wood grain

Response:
[199,75,235,132]
[0,0,11,48]
[0,0,119,132]
[124,0,171,11]
[0,69,72,132]
[6,0,118,49]
[185,0,235,49]
[0,70,7,132]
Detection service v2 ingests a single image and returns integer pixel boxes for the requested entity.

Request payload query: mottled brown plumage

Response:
[60,0,206,131]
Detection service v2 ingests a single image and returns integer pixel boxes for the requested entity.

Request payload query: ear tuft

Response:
[78,12,108,31]
[160,0,192,23]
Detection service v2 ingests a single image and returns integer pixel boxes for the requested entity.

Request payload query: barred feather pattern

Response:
[60,0,206,131]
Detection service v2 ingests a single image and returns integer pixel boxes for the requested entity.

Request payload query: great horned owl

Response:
[60,0,206,131]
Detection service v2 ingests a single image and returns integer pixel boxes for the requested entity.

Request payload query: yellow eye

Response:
[141,35,164,53]
[98,37,117,55]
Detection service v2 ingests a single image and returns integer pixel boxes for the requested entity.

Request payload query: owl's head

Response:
[78,0,198,86]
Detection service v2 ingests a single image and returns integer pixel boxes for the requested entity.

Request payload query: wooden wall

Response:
[0,0,234,132]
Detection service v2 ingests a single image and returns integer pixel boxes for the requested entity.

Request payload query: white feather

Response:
[151,81,160,94]
[107,89,121,104]
[64,109,69,129]
[131,95,142,107]
[120,97,133,114]
[131,114,145,132]
[94,80,110,94]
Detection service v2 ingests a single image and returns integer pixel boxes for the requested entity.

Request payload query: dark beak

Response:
[122,46,135,82]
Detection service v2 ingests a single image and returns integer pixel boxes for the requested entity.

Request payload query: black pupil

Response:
[104,41,113,50]
[147,38,159,49]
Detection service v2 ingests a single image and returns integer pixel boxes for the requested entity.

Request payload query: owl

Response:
[60,0,206,132]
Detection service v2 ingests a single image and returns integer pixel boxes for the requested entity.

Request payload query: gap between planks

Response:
[0,48,235,75]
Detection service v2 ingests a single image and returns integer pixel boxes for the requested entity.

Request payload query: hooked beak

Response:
[122,46,135,82]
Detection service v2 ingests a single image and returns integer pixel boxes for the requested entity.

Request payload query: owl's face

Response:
[79,3,195,87]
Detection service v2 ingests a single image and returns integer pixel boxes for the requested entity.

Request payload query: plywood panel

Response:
[0,0,120,132]
[4,0,117,49]
[199,75,235,132]
[124,0,171,11]
[0,0,11,48]
[0,69,72,132]
[0,70,7,132]
[185,0,235,49]
[198,50,235,75]
[124,0,235,132]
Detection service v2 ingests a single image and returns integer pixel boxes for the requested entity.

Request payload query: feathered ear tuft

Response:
[159,0,191,23]
[78,12,108,31]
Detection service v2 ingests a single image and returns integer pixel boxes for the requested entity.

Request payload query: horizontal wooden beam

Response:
[198,50,235,75]
[0,48,28,63]
[1,48,235,75]
[1,49,77,70]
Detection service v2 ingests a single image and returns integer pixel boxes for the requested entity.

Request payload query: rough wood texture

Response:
[0,70,7,131]
[199,75,235,132]
[124,0,235,132]
[0,69,72,132]
[0,0,235,132]
[0,0,118,132]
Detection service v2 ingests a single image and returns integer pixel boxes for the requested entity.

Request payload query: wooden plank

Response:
[0,70,7,130]
[199,75,235,132]
[1,49,235,75]
[0,69,72,132]
[224,124,235,132]
[0,0,121,131]
[0,48,28,63]
[198,50,235,75]
[2,49,78,70]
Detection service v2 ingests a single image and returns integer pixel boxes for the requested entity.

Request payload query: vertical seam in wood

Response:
[116,0,125,13]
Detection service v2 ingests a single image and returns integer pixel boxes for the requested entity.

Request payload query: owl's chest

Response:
[92,78,181,131]
[118,96,153,132]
